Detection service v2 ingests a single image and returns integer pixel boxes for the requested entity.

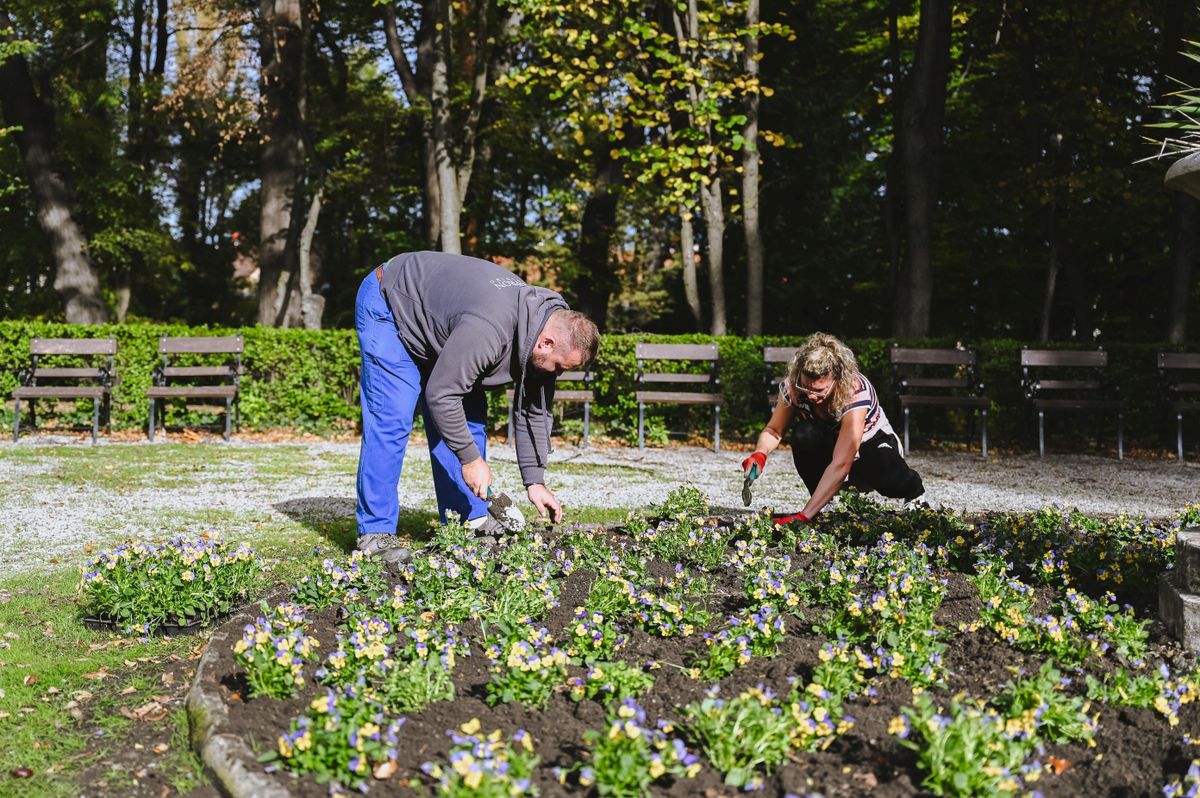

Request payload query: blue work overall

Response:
[354,264,490,534]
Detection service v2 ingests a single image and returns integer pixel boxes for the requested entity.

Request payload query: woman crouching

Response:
[743,333,924,523]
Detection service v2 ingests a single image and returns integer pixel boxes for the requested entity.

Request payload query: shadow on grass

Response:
[272,497,440,553]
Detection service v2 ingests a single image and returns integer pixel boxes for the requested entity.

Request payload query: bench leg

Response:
[1038,410,1045,458]
[148,398,156,442]
[1178,413,1184,463]
[1117,413,1124,461]
[582,402,590,449]
[714,405,721,452]
[224,397,232,441]
[507,401,514,444]
[981,410,988,458]
[903,406,910,453]
[12,399,19,442]
[235,396,241,432]
[638,403,645,450]
[92,398,100,444]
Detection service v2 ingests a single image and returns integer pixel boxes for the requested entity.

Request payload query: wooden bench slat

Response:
[14,386,107,399]
[147,386,238,398]
[32,367,107,379]
[29,337,117,356]
[1172,382,1200,393]
[1033,379,1101,391]
[635,342,719,360]
[900,377,971,389]
[899,395,989,408]
[1171,400,1200,412]
[1032,398,1123,410]
[1021,349,1107,367]
[763,347,798,363]
[641,373,713,384]
[158,336,244,354]
[891,347,975,365]
[161,366,238,378]
[636,390,722,405]
[1159,352,1200,369]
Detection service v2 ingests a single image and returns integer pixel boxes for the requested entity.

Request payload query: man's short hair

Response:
[550,309,600,365]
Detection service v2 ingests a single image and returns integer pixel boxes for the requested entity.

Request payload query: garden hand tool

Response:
[741,452,767,507]
[486,486,527,533]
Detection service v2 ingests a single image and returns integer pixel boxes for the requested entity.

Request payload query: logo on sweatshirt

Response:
[490,276,525,290]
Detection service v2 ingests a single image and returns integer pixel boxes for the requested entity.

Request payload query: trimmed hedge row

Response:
[0,321,1189,452]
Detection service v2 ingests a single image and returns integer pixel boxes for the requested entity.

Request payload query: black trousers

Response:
[790,418,925,501]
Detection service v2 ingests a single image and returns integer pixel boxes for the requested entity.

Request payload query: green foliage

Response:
[572,700,699,798]
[681,687,796,789]
[0,322,1190,447]
[77,534,260,632]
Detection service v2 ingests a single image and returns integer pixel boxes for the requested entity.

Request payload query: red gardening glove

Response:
[772,511,812,526]
[742,451,767,479]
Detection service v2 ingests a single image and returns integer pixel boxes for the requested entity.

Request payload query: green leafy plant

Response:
[658,485,709,518]
[232,602,319,699]
[291,549,384,611]
[77,534,260,633]
[993,661,1097,747]
[681,686,794,789]
[421,719,540,796]
[570,700,700,797]
[484,626,570,709]
[567,660,656,704]
[894,693,1036,797]
[266,688,403,791]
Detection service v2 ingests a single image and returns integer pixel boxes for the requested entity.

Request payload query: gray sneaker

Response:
[356,533,411,564]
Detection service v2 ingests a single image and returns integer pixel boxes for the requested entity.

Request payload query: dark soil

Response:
[206,533,1200,798]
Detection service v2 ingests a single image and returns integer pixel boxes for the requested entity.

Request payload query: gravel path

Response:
[1,437,1197,577]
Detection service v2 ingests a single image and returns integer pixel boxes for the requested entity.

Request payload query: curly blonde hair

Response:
[781,332,862,419]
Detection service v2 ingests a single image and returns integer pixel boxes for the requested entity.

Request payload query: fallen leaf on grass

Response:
[123,659,138,668]
[1047,756,1072,775]
[83,669,110,681]
[160,672,175,686]
[152,743,169,754]
[132,701,166,720]
[182,429,201,443]
[23,674,37,686]
[373,761,397,780]
[120,686,138,696]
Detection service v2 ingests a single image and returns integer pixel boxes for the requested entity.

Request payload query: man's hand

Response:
[742,451,768,479]
[526,484,563,523]
[462,457,493,499]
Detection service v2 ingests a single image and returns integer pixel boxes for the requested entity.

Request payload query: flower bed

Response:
[77,534,261,634]
[205,490,1199,797]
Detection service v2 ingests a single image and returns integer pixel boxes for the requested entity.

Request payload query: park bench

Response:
[1020,347,1124,459]
[11,337,117,443]
[890,345,989,456]
[635,342,723,451]
[1158,352,1200,461]
[147,335,243,441]
[763,346,798,414]
[507,369,596,448]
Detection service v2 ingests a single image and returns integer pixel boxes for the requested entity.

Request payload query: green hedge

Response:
[0,321,1189,452]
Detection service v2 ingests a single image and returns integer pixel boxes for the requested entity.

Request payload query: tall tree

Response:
[0,11,108,323]
[892,0,951,338]
[381,0,512,254]
[257,0,308,326]
[742,0,764,335]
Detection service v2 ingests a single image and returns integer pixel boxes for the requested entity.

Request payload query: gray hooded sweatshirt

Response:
[378,251,566,486]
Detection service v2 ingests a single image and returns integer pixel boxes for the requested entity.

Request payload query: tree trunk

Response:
[298,184,325,330]
[884,0,903,296]
[680,211,702,329]
[894,0,951,338]
[382,2,441,248]
[1162,0,1198,343]
[0,20,108,323]
[742,0,764,336]
[257,0,307,327]
[574,148,621,328]
[701,175,727,335]
[430,0,461,254]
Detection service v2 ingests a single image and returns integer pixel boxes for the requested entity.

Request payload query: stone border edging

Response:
[186,608,291,798]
